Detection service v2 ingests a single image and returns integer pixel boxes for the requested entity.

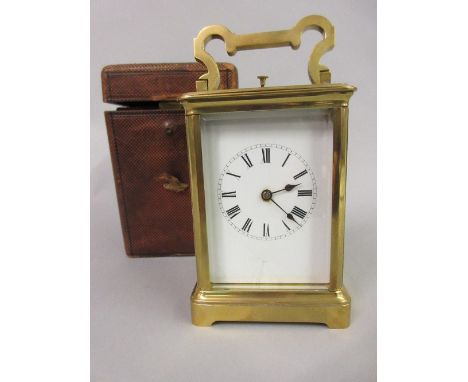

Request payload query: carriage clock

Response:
[180,15,356,328]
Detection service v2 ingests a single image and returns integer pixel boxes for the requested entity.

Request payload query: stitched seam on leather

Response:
[109,112,134,255]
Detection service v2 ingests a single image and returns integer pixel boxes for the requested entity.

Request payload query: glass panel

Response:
[200,108,333,284]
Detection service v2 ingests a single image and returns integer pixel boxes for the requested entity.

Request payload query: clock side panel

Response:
[200,108,333,285]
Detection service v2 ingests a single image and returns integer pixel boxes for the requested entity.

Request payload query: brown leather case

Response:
[102,63,238,257]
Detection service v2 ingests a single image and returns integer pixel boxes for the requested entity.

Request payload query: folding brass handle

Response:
[158,173,189,192]
[193,15,335,91]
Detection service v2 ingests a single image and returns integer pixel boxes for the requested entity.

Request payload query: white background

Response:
[5,1,468,382]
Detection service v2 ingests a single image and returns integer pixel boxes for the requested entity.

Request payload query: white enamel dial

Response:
[217,143,318,240]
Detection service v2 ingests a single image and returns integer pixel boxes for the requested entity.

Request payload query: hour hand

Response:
[271,183,301,194]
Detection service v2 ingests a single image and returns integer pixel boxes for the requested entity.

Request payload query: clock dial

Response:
[217,144,318,240]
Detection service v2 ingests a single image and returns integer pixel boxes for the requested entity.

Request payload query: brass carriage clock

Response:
[180,15,356,328]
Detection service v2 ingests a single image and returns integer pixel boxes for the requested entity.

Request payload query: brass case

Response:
[180,16,356,328]
[180,85,355,328]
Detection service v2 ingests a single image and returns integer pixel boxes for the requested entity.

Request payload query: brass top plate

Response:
[180,83,356,103]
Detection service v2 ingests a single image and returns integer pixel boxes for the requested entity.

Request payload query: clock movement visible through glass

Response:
[217,143,318,241]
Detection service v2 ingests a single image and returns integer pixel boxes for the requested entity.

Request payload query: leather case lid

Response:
[101,62,238,105]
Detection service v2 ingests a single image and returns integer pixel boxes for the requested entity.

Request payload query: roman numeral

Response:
[293,169,308,180]
[282,220,291,231]
[263,223,270,237]
[262,148,270,163]
[226,172,241,179]
[282,153,291,167]
[222,191,236,198]
[226,205,241,219]
[298,189,312,197]
[241,153,253,168]
[242,218,253,232]
[291,206,307,219]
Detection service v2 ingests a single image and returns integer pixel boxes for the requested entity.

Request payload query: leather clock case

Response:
[102,63,238,256]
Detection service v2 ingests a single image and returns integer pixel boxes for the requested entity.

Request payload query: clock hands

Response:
[260,188,301,225]
[269,198,300,225]
[271,183,301,194]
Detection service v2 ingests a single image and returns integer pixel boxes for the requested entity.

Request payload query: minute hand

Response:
[270,198,300,225]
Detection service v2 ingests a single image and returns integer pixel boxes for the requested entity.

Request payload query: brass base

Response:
[191,284,351,329]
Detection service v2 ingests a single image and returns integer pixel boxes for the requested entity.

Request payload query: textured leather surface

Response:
[102,62,238,257]
[102,62,238,104]
[105,109,194,256]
